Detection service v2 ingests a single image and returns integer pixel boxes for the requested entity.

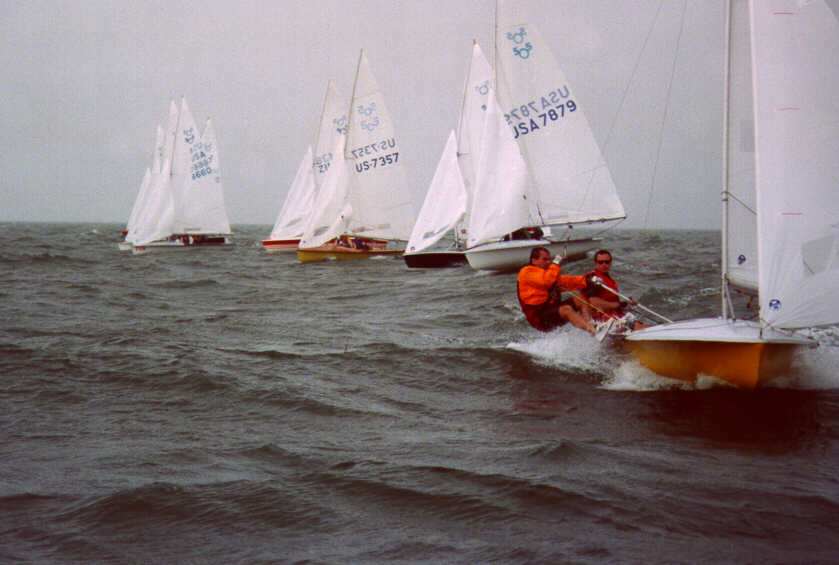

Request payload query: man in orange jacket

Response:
[517,246,595,334]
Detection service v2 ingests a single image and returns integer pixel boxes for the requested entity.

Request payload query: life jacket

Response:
[517,280,556,332]
[585,270,623,321]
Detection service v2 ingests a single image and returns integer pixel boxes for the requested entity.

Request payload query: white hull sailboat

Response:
[263,81,347,252]
[297,50,415,263]
[626,0,838,388]
[463,1,624,271]
[465,237,599,271]
[404,41,492,269]
[125,98,232,254]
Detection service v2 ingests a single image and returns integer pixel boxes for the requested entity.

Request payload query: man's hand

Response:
[552,253,563,265]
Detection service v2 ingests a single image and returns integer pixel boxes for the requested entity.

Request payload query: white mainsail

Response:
[131,166,175,246]
[407,42,493,255]
[299,135,352,248]
[125,167,152,240]
[752,0,839,329]
[177,117,230,234]
[456,41,494,235]
[624,0,837,388]
[467,87,530,247]
[268,146,317,242]
[344,50,415,240]
[406,131,468,253]
[313,80,349,189]
[494,0,625,227]
[724,0,758,292]
[268,81,347,244]
[131,97,231,246]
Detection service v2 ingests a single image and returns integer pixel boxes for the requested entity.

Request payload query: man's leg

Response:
[559,304,595,334]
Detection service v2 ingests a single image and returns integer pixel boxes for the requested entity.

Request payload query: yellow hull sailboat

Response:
[625,0,837,388]
[297,51,414,264]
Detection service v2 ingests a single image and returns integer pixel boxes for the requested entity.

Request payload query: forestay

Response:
[752,0,839,328]
[495,0,625,226]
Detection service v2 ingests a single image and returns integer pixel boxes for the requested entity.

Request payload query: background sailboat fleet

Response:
[121,97,232,254]
[118,0,839,388]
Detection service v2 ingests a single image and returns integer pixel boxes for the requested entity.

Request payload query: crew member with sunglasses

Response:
[584,249,647,331]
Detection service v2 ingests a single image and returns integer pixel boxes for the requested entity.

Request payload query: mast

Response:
[344,50,363,163]
[721,0,733,319]
[453,40,477,248]
[312,79,333,156]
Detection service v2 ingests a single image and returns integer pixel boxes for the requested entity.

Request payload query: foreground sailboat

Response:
[124,97,232,253]
[263,81,347,252]
[404,41,492,268]
[626,0,838,388]
[463,0,626,271]
[297,51,414,262]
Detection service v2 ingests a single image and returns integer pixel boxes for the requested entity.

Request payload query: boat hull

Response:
[132,235,233,254]
[261,239,300,252]
[624,318,811,388]
[297,244,403,263]
[404,251,467,268]
[465,238,599,271]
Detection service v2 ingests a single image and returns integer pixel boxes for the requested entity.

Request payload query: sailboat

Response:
[463,0,626,271]
[118,123,166,251]
[263,81,348,252]
[297,50,415,262]
[404,41,493,268]
[625,0,839,388]
[128,97,232,254]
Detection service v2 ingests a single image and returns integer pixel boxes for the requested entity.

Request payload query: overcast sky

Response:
[3,0,824,229]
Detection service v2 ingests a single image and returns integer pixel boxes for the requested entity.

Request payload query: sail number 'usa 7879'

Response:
[506,86,576,139]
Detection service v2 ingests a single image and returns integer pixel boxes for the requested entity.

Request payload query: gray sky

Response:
[0,0,790,229]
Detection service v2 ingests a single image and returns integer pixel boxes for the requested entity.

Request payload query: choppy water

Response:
[2,223,839,564]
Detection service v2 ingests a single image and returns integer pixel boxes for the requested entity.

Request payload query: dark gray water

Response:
[2,223,838,564]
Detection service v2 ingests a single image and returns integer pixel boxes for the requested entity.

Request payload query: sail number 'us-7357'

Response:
[505,86,577,139]
[348,138,399,174]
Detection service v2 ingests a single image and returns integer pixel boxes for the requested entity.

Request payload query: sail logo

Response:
[358,103,376,116]
[361,117,380,132]
[333,116,348,135]
[769,299,781,311]
[314,152,333,174]
[357,103,380,132]
[507,27,533,59]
